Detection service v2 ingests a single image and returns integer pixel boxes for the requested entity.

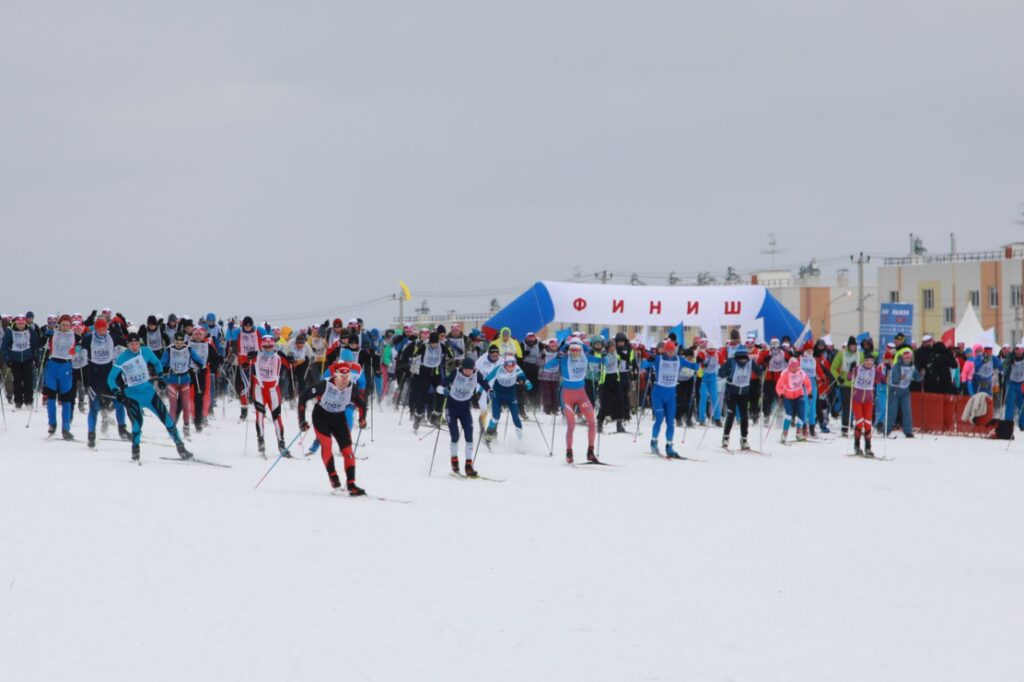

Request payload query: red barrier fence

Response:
[909,392,996,437]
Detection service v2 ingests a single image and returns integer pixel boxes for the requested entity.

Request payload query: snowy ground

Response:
[2,399,1023,682]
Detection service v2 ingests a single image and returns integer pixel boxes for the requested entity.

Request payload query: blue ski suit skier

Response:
[107,332,192,461]
[80,317,129,448]
[438,357,488,477]
[42,314,81,439]
[1002,345,1024,427]
[646,340,698,457]
[483,355,532,450]
[886,349,922,437]
[697,343,722,425]
[719,345,757,450]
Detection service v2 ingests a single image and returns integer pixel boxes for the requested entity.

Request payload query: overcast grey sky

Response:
[4,1,1023,327]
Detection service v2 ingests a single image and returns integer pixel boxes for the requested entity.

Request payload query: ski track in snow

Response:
[2,403,1024,681]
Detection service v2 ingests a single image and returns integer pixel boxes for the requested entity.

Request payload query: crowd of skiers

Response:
[3,308,1022,487]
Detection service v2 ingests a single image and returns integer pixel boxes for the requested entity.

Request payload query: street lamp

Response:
[822,290,852,335]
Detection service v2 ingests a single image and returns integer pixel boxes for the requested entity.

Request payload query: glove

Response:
[157,377,167,390]
[525,381,533,391]
[358,418,367,429]
[114,389,127,404]
[299,420,310,432]
[436,385,447,395]
[247,351,257,361]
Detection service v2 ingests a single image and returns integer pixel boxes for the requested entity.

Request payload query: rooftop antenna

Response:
[761,233,783,268]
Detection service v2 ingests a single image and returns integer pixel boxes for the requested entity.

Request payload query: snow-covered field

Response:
[2,400,1023,682]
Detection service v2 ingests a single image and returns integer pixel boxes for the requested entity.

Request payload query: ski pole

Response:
[531,406,550,453]
[26,347,48,429]
[428,396,449,476]
[254,450,288,489]
[548,410,557,457]
[632,376,653,443]
[697,384,725,450]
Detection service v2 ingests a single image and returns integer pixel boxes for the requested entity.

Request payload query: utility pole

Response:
[850,252,871,332]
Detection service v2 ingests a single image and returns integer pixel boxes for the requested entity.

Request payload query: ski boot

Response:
[257,436,266,456]
[587,446,599,463]
[665,443,681,459]
[597,419,604,434]
[62,430,75,441]
[412,414,422,433]
[780,429,788,444]
[183,424,191,439]
[809,424,817,438]
[615,420,626,434]
[722,436,729,450]
[87,432,96,449]
[820,424,831,434]
[131,444,141,461]
[176,440,193,460]
[239,407,248,422]
[451,456,460,474]
[796,428,807,442]
[841,427,849,438]
[565,448,574,464]
[864,440,874,458]
[713,419,723,428]
[195,419,203,434]
[464,460,478,478]
[278,438,290,458]
[650,439,660,455]
[118,424,131,441]
[483,426,497,444]
[328,471,343,492]
[345,466,365,496]
[853,436,863,456]
[739,437,750,451]
[47,424,57,437]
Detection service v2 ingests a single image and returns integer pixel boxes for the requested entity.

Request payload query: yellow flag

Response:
[398,280,412,301]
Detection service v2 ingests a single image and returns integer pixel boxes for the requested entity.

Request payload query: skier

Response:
[696,340,722,427]
[474,344,503,430]
[483,354,533,450]
[557,340,601,463]
[1001,344,1024,427]
[849,353,886,456]
[972,345,998,397]
[297,362,367,495]
[232,316,262,420]
[410,332,450,431]
[70,321,90,414]
[107,332,192,461]
[188,326,219,432]
[830,337,863,436]
[41,314,81,439]
[759,338,789,422]
[647,340,699,457]
[1,315,40,410]
[719,344,756,451]
[538,338,562,416]
[886,348,922,437]
[798,342,826,437]
[674,346,698,427]
[438,357,488,476]
[776,357,812,444]
[161,331,206,439]
[251,334,292,456]
[80,317,129,447]
[521,332,543,411]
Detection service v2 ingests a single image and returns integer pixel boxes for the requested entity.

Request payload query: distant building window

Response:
[969,290,980,308]
[943,307,955,324]
[889,290,900,303]
[989,286,999,308]
[1012,285,1023,308]
[923,289,935,310]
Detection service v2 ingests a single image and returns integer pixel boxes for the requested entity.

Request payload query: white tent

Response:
[949,303,997,348]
